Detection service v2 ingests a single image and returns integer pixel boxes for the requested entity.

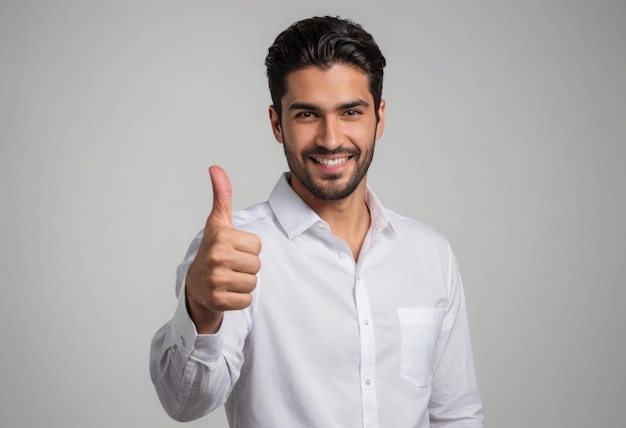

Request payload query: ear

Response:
[375,99,386,140]
[269,105,283,144]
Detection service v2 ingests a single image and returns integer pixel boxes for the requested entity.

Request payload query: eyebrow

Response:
[287,99,370,112]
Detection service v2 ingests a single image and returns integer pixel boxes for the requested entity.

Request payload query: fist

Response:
[185,166,261,333]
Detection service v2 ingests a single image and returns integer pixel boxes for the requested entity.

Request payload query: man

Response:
[150,16,484,427]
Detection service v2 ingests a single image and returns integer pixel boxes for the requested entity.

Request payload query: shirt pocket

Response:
[397,307,444,387]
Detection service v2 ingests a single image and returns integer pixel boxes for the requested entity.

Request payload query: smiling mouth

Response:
[312,156,350,166]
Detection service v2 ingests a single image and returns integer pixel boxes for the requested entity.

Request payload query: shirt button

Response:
[364,319,370,326]
[365,378,372,386]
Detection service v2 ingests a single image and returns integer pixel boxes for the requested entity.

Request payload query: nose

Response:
[316,117,341,149]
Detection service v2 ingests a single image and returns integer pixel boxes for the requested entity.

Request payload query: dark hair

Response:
[265,16,386,120]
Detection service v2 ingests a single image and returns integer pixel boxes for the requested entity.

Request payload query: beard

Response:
[283,139,375,201]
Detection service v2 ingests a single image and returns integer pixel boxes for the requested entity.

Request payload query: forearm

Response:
[149,324,235,422]
[149,286,243,422]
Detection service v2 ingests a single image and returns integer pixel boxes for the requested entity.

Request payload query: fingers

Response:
[207,232,262,273]
[210,227,262,258]
[208,287,254,312]
[189,244,260,315]
[206,267,258,295]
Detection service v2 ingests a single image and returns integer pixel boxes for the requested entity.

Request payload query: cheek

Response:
[345,123,374,142]
[283,124,317,147]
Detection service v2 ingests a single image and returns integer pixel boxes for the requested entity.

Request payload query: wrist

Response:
[185,288,224,334]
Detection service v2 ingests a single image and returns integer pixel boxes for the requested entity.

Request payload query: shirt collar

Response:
[268,173,396,240]
[365,185,397,235]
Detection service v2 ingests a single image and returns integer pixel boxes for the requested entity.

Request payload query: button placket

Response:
[354,267,378,427]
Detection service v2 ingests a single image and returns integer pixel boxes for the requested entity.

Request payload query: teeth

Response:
[314,157,349,166]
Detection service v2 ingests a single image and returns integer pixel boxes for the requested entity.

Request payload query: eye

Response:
[343,109,362,118]
[295,111,316,120]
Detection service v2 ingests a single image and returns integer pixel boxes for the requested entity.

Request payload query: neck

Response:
[291,175,371,260]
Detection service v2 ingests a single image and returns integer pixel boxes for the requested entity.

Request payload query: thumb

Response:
[208,165,233,228]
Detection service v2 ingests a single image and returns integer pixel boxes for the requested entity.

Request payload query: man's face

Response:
[270,64,385,202]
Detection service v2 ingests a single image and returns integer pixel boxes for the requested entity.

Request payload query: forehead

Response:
[282,64,372,105]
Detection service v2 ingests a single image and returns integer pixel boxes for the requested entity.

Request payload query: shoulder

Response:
[386,209,453,254]
[384,210,462,291]
[387,209,447,240]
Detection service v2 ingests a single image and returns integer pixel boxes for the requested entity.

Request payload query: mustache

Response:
[302,146,360,157]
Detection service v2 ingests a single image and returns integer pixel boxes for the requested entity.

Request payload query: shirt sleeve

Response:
[428,242,485,427]
[149,230,252,421]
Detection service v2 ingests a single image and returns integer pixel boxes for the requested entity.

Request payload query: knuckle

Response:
[207,248,229,266]
[213,227,234,242]
[207,269,229,289]
[208,289,228,309]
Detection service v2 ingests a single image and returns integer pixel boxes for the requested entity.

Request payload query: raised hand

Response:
[185,166,262,334]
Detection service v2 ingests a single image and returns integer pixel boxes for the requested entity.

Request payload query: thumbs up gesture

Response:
[185,166,262,334]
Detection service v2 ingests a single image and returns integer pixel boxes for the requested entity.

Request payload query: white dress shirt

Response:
[150,173,484,427]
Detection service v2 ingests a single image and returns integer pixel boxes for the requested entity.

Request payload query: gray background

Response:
[1,1,624,427]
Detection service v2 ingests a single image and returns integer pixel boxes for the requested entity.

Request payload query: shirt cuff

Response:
[170,283,224,367]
